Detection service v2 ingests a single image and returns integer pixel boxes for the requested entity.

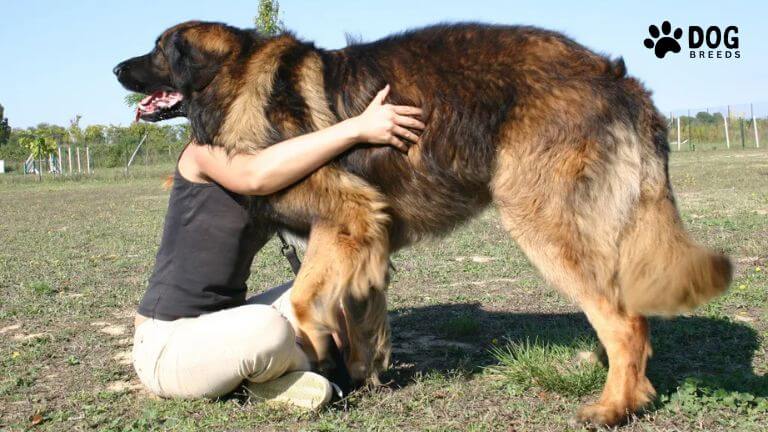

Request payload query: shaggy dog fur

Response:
[116,21,732,426]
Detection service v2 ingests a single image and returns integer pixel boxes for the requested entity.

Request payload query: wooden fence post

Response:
[86,145,92,174]
[724,108,730,149]
[57,145,63,174]
[752,103,760,148]
[676,116,681,151]
[687,109,692,150]
[740,118,746,148]
[37,140,43,182]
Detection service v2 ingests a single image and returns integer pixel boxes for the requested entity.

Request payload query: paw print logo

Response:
[644,21,683,58]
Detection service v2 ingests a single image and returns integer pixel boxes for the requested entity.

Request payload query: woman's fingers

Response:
[362,86,424,151]
[394,114,426,130]
[372,84,391,105]
[389,135,410,152]
[392,125,420,144]
[392,105,423,116]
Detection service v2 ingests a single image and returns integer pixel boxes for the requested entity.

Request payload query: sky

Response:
[1,0,766,128]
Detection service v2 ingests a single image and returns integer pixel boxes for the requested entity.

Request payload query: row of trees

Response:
[0,119,190,171]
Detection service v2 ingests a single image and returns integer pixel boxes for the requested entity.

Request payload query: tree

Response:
[20,130,57,159]
[83,125,106,145]
[36,123,67,147]
[695,111,715,124]
[19,128,57,179]
[124,93,145,108]
[254,0,283,36]
[0,103,10,146]
[68,115,83,145]
[173,123,191,142]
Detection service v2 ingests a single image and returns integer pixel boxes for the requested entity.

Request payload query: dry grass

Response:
[1,149,767,431]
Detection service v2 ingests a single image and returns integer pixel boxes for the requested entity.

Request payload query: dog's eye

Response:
[154,37,164,55]
[152,46,166,60]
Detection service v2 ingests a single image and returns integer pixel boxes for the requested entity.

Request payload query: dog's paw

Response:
[571,403,629,429]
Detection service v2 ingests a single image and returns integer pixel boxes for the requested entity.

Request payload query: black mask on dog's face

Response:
[161,29,227,94]
[114,22,241,122]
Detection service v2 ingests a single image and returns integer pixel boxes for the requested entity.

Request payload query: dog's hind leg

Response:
[573,296,654,426]
[490,129,655,426]
[493,200,655,426]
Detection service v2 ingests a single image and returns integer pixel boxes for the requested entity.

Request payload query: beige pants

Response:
[132,282,310,398]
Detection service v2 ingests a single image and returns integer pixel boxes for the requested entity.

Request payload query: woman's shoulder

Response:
[177,144,213,185]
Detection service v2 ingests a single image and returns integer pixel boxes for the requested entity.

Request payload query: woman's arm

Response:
[188,85,424,195]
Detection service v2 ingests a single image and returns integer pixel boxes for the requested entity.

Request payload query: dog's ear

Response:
[164,30,224,92]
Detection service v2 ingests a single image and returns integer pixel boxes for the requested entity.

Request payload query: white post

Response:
[126,132,149,174]
[86,146,91,174]
[76,147,82,173]
[752,103,760,148]
[724,111,730,149]
[57,146,63,174]
[676,117,681,151]
[67,145,73,174]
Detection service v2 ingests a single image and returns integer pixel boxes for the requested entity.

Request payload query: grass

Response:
[487,337,607,397]
[1,148,767,431]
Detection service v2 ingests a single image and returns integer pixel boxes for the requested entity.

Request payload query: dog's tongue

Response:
[134,91,184,122]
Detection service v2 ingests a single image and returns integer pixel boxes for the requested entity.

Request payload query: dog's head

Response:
[114,21,251,123]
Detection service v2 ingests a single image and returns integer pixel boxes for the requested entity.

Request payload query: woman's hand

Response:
[348,84,425,152]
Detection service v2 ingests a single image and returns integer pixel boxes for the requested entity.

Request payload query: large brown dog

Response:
[115,21,732,426]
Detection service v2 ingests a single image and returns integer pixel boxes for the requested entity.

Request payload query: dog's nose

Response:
[113,63,125,77]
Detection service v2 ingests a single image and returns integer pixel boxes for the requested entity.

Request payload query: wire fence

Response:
[2,101,767,177]
[0,133,185,178]
[666,102,766,152]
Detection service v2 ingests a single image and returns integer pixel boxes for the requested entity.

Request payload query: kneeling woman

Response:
[132,86,423,408]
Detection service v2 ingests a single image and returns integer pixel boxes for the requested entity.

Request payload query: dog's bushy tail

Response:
[618,185,732,316]
[162,174,174,190]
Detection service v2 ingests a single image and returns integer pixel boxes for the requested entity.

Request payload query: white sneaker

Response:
[244,371,333,410]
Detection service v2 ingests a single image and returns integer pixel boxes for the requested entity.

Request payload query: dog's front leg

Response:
[289,218,391,381]
[274,167,392,381]
[289,221,345,372]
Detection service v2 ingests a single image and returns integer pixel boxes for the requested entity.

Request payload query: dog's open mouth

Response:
[135,91,185,122]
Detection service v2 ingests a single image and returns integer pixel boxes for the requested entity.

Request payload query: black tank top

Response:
[138,168,265,320]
